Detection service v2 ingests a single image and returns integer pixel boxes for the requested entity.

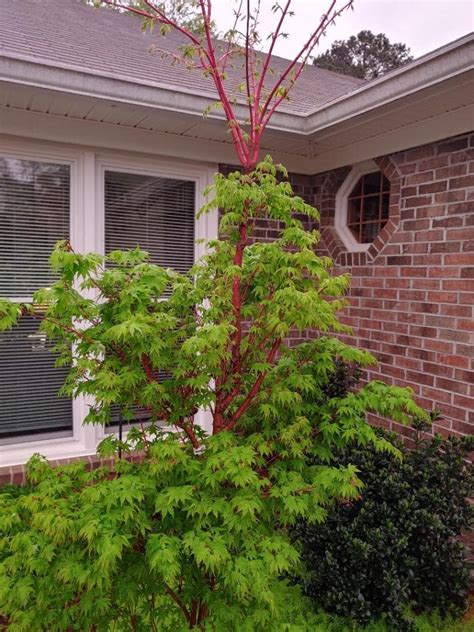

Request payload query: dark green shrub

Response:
[293,427,473,631]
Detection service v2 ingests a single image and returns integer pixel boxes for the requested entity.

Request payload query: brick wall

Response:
[311,132,473,439]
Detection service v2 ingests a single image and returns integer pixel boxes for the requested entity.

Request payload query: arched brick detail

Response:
[316,157,402,266]
[367,155,403,262]
[311,167,350,262]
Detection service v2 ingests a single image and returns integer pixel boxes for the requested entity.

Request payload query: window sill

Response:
[0,437,98,467]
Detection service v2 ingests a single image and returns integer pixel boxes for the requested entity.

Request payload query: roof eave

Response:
[0,33,472,138]
[0,53,305,135]
[304,33,474,134]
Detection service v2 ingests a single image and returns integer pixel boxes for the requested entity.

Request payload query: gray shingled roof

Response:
[0,0,365,116]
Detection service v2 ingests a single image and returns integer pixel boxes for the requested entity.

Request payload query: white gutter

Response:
[304,32,474,134]
[0,33,472,137]
[0,53,304,135]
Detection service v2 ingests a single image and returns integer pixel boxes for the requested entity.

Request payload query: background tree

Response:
[313,30,413,79]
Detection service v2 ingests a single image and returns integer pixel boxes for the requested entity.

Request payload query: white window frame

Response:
[334,159,381,253]
[0,139,217,466]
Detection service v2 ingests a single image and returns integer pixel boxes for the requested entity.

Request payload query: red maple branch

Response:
[225,336,282,430]
[258,0,354,134]
[99,0,351,169]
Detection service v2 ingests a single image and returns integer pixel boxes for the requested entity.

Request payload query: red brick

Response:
[449,175,474,189]
[422,339,453,353]
[401,221,429,236]
[419,181,447,194]
[423,362,454,378]
[452,421,474,435]
[429,241,461,254]
[417,156,449,171]
[456,344,474,359]
[439,303,472,317]
[447,227,474,241]
[444,253,474,265]
[428,266,460,278]
[439,328,472,343]
[438,138,469,153]
[416,205,446,219]
[445,202,473,215]
[414,279,441,290]
[406,370,434,386]
[432,215,463,228]
[400,266,428,277]
[421,386,452,404]
[436,164,468,179]
[404,195,433,208]
[434,189,465,204]
[435,376,469,395]
[442,280,473,291]
[435,403,467,422]
[463,240,474,251]
[414,229,444,242]
[401,185,417,197]
[0,468,12,485]
[453,394,474,410]
[437,353,469,369]
[426,291,458,303]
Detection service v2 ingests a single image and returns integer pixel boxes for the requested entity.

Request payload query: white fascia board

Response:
[304,33,474,134]
[0,54,304,135]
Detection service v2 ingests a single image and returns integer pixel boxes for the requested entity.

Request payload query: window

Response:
[0,157,73,440]
[335,161,391,253]
[104,171,196,272]
[0,144,216,465]
[347,172,390,244]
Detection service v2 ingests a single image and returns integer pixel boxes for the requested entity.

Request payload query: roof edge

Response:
[0,33,472,137]
[304,32,474,133]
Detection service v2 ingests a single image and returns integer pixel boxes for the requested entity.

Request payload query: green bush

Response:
[293,426,473,631]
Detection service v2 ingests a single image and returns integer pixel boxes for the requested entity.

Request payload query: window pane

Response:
[361,195,380,222]
[360,222,380,243]
[348,224,361,242]
[350,176,363,197]
[363,171,382,195]
[381,193,390,219]
[0,158,70,298]
[348,197,361,224]
[104,171,195,274]
[0,316,72,438]
[345,170,391,245]
[381,175,390,192]
[0,157,73,440]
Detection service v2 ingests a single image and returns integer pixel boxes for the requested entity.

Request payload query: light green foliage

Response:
[0,159,425,629]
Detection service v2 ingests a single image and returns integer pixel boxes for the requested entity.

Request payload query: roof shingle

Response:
[0,0,365,115]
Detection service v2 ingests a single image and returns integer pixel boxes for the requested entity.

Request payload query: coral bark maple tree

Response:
[96,0,356,443]
[0,2,426,630]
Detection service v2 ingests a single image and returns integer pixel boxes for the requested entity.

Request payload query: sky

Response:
[211,0,473,60]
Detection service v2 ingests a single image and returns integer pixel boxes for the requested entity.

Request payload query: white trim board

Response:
[0,138,217,466]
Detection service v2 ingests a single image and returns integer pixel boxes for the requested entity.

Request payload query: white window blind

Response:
[0,159,70,299]
[104,170,196,273]
[0,157,72,439]
[0,317,72,438]
[104,170,195,428]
